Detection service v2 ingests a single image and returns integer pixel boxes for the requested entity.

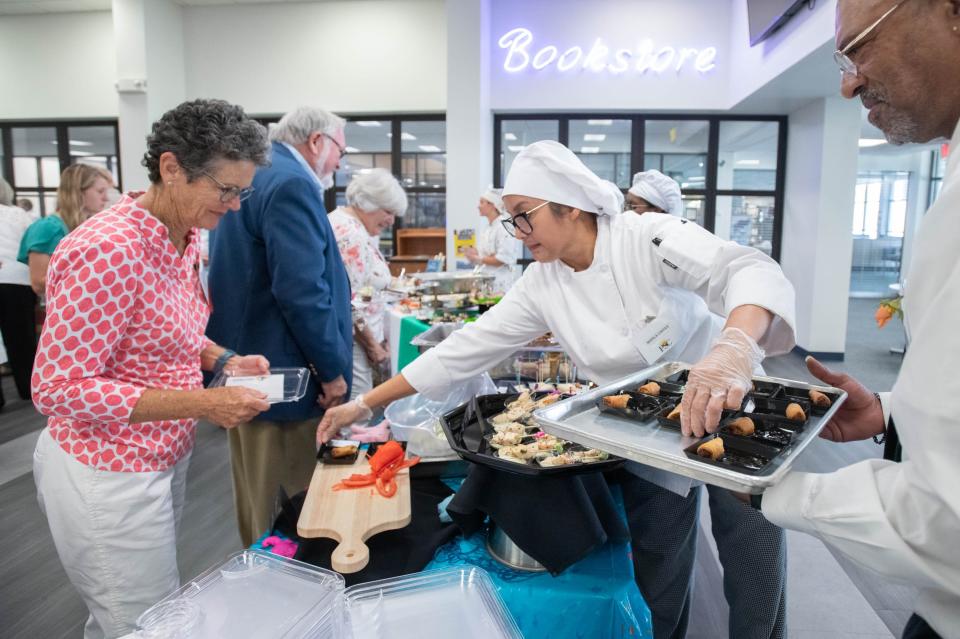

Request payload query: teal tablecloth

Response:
[425,486,653,639]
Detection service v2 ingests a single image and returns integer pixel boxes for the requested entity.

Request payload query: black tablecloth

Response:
[445,465,629,574]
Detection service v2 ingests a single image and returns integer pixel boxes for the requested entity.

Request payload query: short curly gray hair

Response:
[142,99,269,184]
[346,168,408,216]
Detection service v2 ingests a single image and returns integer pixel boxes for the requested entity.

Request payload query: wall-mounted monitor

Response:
[747,0,810,46]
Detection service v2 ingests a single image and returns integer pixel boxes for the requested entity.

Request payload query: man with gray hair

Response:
[756,2,960,637]
[206,107,353,546]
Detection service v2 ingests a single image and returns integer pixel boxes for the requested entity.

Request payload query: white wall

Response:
[727,0,837,109]
[181,0,446,115]
[0,11,117,118]
[445,0,493,267]
[489,0,731,112]
[780,96,861,355]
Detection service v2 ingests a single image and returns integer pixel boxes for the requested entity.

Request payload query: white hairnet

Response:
[502,141,622,216]
[628,169,682,216]
[480,186,504,212]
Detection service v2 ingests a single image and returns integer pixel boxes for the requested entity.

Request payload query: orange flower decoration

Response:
[875,296,903,329]
[875,304,894,328]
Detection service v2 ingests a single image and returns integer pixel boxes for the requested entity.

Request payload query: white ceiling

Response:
[0,0,345,15]
[0,0,110,14]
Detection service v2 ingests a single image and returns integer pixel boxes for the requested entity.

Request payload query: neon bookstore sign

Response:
[498,27,718,75]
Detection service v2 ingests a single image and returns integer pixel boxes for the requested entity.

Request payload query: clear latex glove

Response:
[316,395,374,446]
[680,327,764,438]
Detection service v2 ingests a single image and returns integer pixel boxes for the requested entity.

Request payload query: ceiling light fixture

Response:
[587,119,613,126]
[354,121,382,127]
[583,134,606,142]
[858,138,886,148]
[580,146,600,154]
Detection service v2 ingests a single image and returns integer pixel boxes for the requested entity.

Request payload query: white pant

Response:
[33,428,191,639]
[351,340,373,399]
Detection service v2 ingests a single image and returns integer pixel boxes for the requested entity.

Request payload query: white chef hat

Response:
[502,141,622,216]
[480,186,504,213]
[628,170,682,216]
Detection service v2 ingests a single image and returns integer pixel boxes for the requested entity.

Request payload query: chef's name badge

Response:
[636,318,675,365]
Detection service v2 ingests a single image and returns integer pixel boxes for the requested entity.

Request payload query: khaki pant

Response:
[228,418,318,547]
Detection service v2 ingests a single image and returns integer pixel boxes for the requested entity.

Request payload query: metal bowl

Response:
[485,522,547,572]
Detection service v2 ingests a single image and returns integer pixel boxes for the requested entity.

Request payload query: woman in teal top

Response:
[18,163,112,295]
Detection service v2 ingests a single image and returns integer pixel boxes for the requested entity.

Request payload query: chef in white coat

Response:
[757,3,960,638]
[320,141,797,638]
[464,187,520,293]
[625,169,683,216]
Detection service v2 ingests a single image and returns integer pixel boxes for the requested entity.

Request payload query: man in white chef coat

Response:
[758,2,960,637]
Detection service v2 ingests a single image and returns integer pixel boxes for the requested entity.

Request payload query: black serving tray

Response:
[749,395,812,426]
[779,386,841,417]
[439,393,623,477]
[634,378,685,398]
[596,391,665,422]
[683,434,781,475]
[316,441,363,465]
[717,414,797,449]
[749,380,783,398]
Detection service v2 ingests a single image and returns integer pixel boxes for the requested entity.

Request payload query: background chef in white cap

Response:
[463,187,520,293]
[319,140,797,639]
[626,169,683,216]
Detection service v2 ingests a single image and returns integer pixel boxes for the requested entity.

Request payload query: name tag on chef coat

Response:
[634,317,676,365]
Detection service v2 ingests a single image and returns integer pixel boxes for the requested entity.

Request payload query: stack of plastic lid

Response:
[135,550,345,638]
[344,567,522,639]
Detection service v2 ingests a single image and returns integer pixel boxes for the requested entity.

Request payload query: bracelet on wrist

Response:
[214,349,237,375]
[872,392,886,444]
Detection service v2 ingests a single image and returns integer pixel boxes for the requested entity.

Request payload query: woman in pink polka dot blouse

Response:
[31,99,274,639]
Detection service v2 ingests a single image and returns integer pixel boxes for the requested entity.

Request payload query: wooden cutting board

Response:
[297,453,412,574]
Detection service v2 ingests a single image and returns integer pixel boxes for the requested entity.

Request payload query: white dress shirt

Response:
[763,119,960,638]
[476,218,521,293]
[404,212,797,491]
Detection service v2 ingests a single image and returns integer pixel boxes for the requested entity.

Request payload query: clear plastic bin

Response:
[344,567,522,639]
[209,367,309,404]
[135,550,345,638]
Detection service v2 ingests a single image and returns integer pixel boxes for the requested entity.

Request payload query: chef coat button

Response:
[600,264,609,273]
[621,328,629,337]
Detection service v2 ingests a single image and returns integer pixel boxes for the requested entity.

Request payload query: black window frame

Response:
[0,119,122,217]
[254,113,446,257]
[493,112,787,262]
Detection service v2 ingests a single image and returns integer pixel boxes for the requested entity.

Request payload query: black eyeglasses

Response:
[202,171,255,204]
[323,133,348,159]
[501,200,551,237]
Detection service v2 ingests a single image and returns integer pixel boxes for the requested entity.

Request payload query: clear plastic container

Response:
[344,567,522,639]
[209,367,309,404]
[136,550,345,638]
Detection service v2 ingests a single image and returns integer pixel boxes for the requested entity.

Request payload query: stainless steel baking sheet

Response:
[534,362,848,493]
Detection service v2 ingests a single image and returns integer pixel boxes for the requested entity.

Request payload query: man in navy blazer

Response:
[206,107,352,546]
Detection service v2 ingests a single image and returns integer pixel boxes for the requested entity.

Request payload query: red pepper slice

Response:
[376,477,398,498]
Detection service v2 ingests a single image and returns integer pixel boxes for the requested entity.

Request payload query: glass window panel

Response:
[17,191,41,216]
[717,121,778,191]
[12,127,58,188]
[41,157,61,187]
[715,195,776,256]
[500,120,559,183]
[401,120,446,189]
[13,157,39,187]
[569,119,631,188]
[44,192,58,215]
[67,126,119,184]
[335,152,392,186]
[887,201,906,237]
[405,192,446,229]
[343,120,391,153]
[644,120,708,189]
[679,194,706,226]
